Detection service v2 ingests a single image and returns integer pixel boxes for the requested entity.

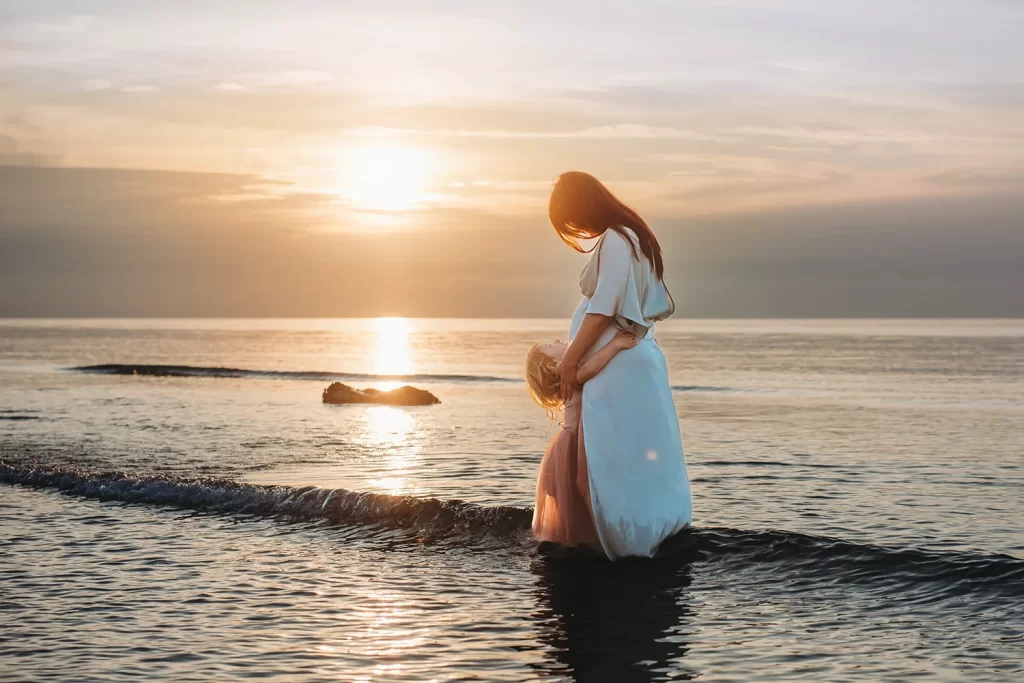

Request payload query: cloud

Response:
[245,71,336,87]
[1,166,1022,317]
[0,135,58,166]
[1,2,1022,230]
[119,84,160,93]
[15,14,96,37]
[653,158,850,203]
[0,166,569,317]
[935,82,1024,108]
[79,78,113,91]
[922,167,1024,189]
[728,126,947,146]
[774,60,844,74]
[435,124,732,141]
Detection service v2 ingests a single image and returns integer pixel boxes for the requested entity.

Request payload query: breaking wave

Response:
[70,363,518,384]
[70,364,746,392]
[2,462,1021,598]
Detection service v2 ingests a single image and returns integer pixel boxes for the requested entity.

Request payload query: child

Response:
[525,330,638,548]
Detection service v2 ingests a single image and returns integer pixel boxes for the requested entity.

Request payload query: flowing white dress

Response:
[569,227,693,559]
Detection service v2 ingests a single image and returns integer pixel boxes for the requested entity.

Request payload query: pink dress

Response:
[532,395,600,547]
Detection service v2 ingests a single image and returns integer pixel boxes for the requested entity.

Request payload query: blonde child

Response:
[525,330,637,547]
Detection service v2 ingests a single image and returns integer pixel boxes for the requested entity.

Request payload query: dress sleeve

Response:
[585,230,649,337]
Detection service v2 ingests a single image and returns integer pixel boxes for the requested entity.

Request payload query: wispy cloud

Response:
[244,71,336,87]
[2,166,1022,316]
[922,167,1024,189]
[774,60,844,75]
[1,1,1022,222]
[434,124,733,141]
[119,85,160,94]
[728,126,1000,147]
[1,2,1023,316]
[79,78,113,91]
[15,14,96,37]
[0,134,58,166]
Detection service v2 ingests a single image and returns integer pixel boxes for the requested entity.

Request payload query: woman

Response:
[549,171,692,559]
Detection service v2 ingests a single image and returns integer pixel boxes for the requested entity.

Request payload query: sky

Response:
[1,0,1022,317]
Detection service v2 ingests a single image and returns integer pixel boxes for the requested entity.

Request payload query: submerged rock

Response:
[321,382,440,406]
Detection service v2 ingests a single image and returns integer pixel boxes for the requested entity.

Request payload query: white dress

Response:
[569,227,693,559]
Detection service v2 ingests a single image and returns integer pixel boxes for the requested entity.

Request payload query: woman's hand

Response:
[557,358,580,401]
[558,313,613,400]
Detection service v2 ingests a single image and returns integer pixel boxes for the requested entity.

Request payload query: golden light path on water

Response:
[349,590,427,683]
[365,317,420,496]
[363,406,419,495]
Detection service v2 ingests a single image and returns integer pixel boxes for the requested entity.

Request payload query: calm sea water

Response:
[1,318,1022,681]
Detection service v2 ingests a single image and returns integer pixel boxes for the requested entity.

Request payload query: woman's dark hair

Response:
[548,171,665,279]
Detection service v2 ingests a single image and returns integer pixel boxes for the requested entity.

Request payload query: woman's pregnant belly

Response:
[569,297,652,362]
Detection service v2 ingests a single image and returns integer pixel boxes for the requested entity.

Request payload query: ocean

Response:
[1,318,1022,681]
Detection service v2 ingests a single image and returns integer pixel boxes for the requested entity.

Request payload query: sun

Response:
[342,143,428,211]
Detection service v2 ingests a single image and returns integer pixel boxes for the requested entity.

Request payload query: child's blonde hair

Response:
[525,343,563,415]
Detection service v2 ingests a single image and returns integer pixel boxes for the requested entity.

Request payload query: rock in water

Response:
[322,382,440,406]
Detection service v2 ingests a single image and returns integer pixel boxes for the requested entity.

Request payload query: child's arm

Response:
[574,331,637,384]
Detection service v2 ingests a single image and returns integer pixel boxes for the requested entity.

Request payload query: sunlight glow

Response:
[364,405,414,445]
[350,590,427,677]
[342,143,428,211]
[362,406,419,496]
[373,317,412,390]
[355,317,422,496]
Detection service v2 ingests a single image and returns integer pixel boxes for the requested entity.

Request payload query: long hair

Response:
[525,343,563,421]
[548,171,665,279]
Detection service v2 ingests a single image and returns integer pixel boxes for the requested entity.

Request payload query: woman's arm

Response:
[558,229,640,398]
[557,313,612,399]
[576,332,637,384]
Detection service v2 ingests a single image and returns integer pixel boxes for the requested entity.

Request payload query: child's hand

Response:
[613,331,638,350]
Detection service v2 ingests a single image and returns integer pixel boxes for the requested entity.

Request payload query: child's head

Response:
[525,341,567,410]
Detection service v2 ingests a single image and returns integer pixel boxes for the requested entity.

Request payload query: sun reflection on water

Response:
[373,317,412,391]
[346,317,421,496]
[362,405,420,496]
[349,590,427,683]
[365,405,414,444]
